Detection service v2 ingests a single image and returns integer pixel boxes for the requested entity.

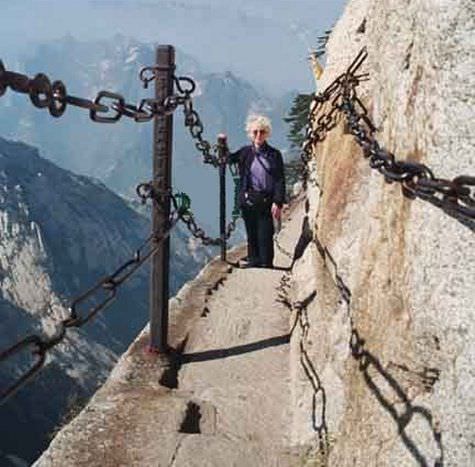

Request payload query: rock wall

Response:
[289,0,474,465]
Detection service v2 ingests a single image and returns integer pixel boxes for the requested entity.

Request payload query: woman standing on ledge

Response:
[228,114,285,269]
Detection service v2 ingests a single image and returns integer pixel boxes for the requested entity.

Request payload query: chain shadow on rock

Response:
[273,195,329,460]
[273,203,314,271]
[405,189,475,232]
[290,213,314,267]
[290,291,330,464]
[313,236,444,467]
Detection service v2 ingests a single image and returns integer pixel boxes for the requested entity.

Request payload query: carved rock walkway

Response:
[34,197,306,467]
[174,253,293,464]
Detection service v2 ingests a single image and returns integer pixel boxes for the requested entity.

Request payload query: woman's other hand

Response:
[271,203,282,220]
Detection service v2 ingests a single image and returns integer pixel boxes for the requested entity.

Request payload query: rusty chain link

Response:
[300,48,475,221]
[0,60,233,193]
[225,162,241,239]
[0,193,182,405]
[140,73,241,239]
[171,191,236,245]
[181,94,219,167]
[0,60,187,123]
[137,180,240,245]
[138,68,220,166]
[179,209,223,246]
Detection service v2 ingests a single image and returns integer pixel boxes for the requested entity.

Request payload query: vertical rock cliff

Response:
[289,0,474,465]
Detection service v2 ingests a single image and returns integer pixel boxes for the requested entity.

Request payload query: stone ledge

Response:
[34,246,245,467]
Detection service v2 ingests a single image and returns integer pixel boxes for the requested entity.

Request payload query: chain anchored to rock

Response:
[300,48,475,221]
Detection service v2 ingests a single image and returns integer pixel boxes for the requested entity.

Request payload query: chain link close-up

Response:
[0,60,192,124]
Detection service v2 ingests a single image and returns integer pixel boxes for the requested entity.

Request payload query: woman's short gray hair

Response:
[246,114,272,139]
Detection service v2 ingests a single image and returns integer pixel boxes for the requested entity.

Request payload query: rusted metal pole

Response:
[150,45,175,352]
[217,135,227,261]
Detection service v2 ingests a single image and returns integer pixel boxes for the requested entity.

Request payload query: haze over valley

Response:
[0,1,347,465]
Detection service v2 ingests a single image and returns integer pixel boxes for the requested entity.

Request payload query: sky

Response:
[0,0,348,94]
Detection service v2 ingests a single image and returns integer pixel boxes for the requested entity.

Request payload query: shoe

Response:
[259,263,273,269]
[238,258,256,269]
[239,257,259,268]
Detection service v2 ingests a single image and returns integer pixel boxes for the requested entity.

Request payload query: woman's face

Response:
[251,127,268,147]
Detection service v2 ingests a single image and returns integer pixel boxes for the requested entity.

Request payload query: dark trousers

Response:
[242,204,274,267]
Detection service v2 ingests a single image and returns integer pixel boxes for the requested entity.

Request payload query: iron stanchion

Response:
[217,135,228,261]
[150,45,175,353]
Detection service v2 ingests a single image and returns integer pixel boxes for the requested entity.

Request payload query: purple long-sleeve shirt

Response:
[250,145,273,193]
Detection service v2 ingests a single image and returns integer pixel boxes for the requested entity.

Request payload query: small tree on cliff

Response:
[283,93,313,196]
[284,28,332,149]
[284,93,313,149]
[283,28,332,197]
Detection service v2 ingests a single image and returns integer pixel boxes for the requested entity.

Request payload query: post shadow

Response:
[180,333,290,364]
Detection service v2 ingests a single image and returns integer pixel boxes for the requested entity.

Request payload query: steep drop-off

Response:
[0,137,207,465]
[31,0,474,466]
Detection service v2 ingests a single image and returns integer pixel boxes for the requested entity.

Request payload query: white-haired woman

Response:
[228,115,285,268]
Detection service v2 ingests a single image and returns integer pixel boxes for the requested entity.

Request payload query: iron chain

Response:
[0,60,237,184]
[0,200,181,405]
[299,48,475,221]
[224,163,241,239]
[138,68,220,167]
[179,187,241,244]
[0,61,241,405]
[0,60,186,123]
[174,76,220,167]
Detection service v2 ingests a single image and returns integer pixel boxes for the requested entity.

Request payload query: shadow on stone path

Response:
[34,197,307,467]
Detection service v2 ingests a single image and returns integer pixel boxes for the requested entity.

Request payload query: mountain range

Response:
[0,0,346,93]
[0,136,209,465]
[0,34,285,464]
[0,35,295,235]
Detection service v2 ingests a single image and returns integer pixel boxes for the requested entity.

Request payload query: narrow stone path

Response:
[168,201,305,466]
[34,198,306,467]
[178,265,291,445]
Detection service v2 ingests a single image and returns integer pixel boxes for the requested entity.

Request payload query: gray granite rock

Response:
[290,0,474,465]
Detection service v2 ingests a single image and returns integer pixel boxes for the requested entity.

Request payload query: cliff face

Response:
[290,0,474,465]
[0,137,143,465]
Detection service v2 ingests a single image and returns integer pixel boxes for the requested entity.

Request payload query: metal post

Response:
[150,45,175,352]
[217,135,227,261]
